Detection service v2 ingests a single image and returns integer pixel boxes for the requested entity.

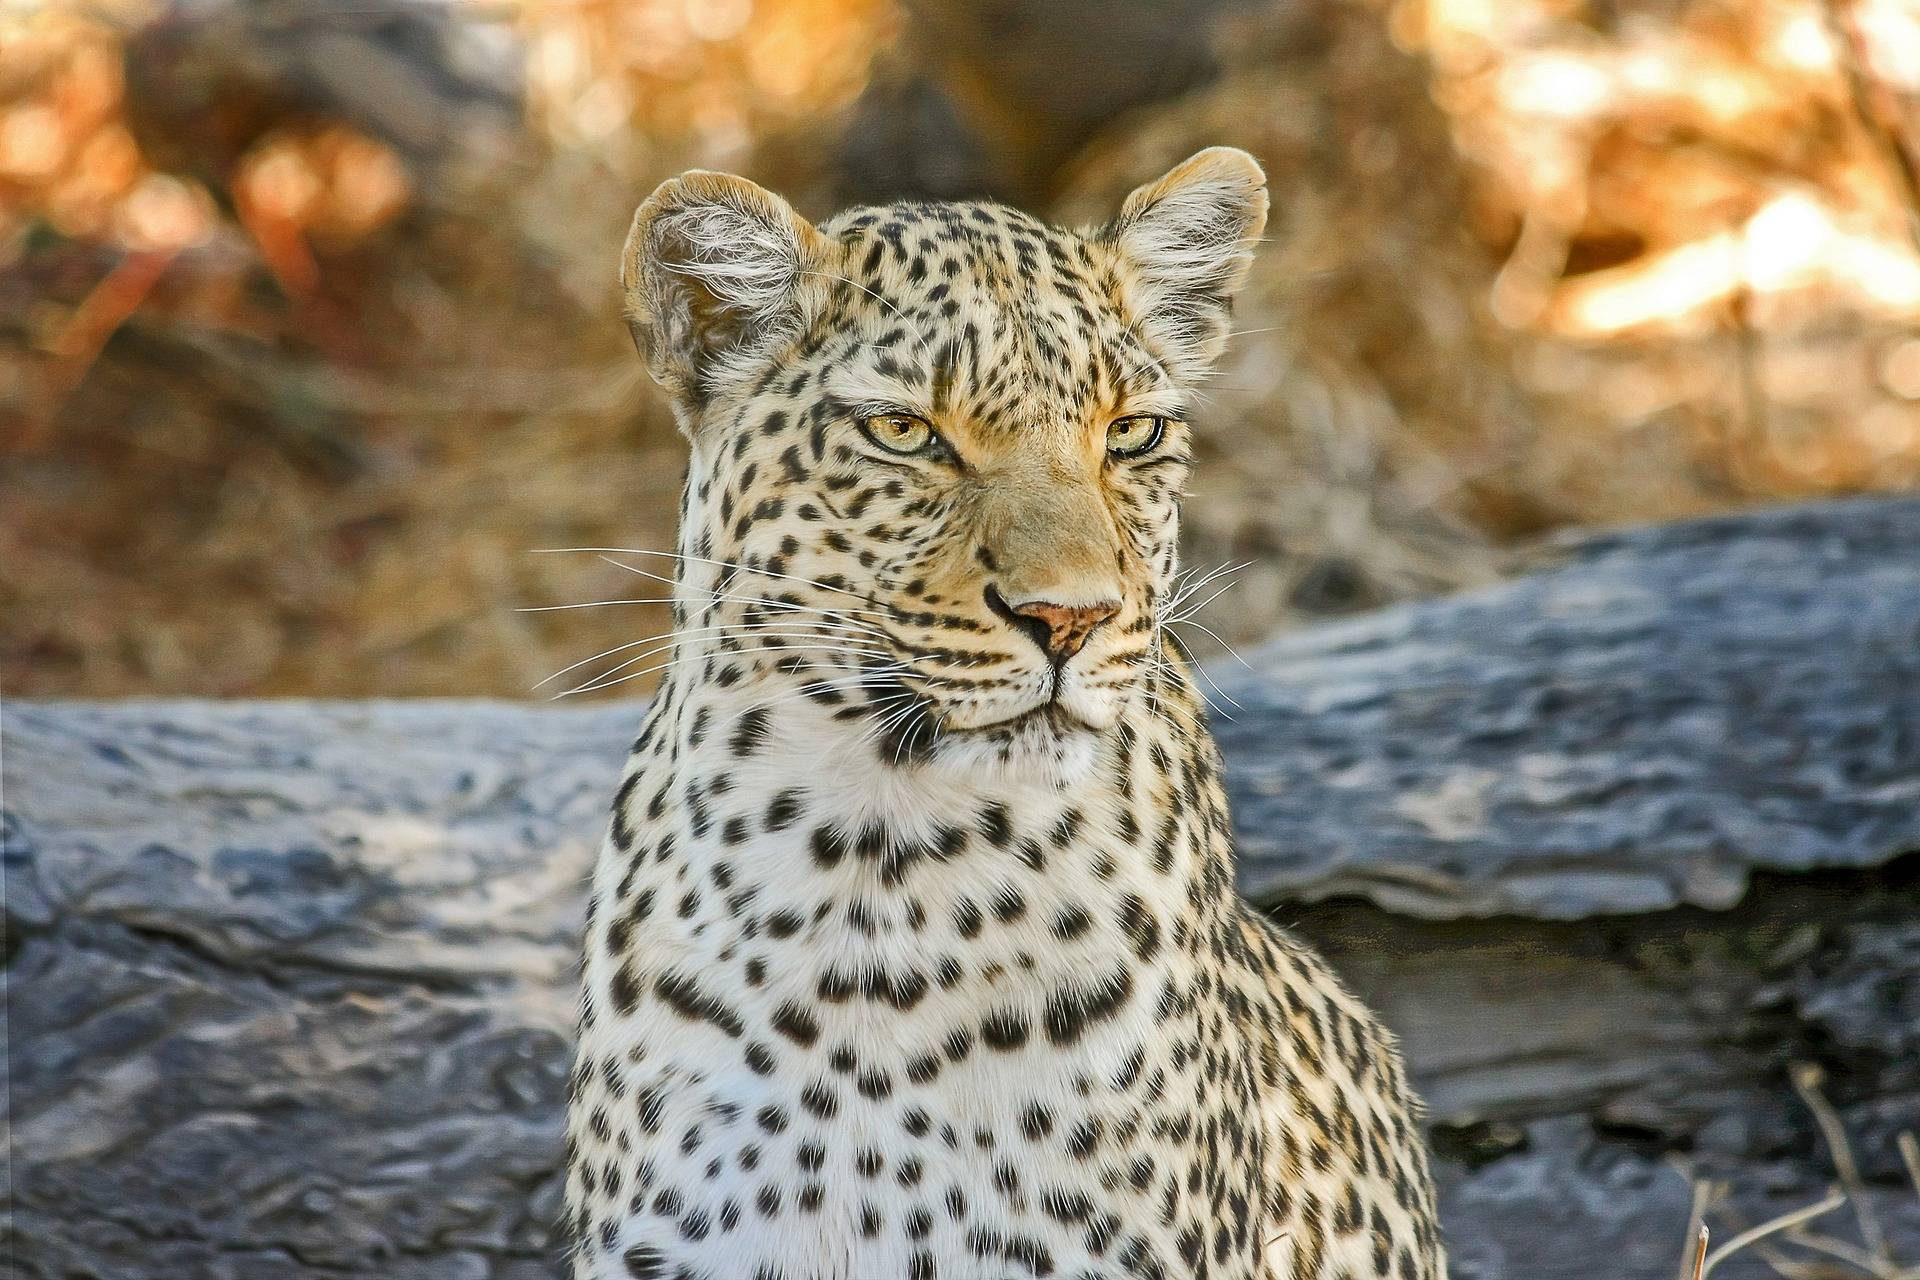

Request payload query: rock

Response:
[7,497,1919,1278]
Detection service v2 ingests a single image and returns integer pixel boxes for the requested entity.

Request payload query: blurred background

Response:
[4,0,1920,701]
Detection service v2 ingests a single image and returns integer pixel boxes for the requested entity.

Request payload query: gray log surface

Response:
[7,496,1919,1279]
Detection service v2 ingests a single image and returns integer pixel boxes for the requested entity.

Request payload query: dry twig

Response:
[1898,1134,1920,1204]
[1792,1063,1890,1265]
[1680,1068,1920,1279]
[1703,1189,1848,1278]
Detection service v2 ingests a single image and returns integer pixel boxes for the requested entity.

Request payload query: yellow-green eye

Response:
[1107,414,1166,458]
[860,413,934,455]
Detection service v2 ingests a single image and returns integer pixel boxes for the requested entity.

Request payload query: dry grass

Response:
[1673,1066,1920,1279]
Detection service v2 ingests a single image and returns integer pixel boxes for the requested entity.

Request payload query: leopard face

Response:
[620,150,1266,782]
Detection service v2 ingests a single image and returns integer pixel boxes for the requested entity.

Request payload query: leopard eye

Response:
[1107,414,1166,458]
[860,413,935,455]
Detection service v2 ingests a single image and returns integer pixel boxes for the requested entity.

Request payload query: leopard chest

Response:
[572,801,1224,1278]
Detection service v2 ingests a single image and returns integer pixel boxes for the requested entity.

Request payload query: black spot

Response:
[981,1008,1030,1050]
[623,1245,666,1278]
[609,963,642,1015]
[654,970,745,1037]
[772,1001,820,1046]
[810,826,848,869]
[977,802,1013,847]
[1051,905,1092,941]
[765,788,804,831]
[610,772,643,852]
[729,707,771,756]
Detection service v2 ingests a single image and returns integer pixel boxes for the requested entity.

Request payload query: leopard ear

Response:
[621,170,825,409]
[1103,147,1268,379]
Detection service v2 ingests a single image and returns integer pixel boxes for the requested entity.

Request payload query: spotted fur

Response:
[563,148,1445,1280]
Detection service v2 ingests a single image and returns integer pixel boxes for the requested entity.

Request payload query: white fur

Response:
[578,677,1172,1280]
[625,179,817,406]
[1111,151,1268,378]
[655,200,801,326]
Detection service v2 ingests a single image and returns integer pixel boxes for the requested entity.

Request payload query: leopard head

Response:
[620,149,1267,778]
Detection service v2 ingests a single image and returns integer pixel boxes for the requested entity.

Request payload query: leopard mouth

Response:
[859,675,1087,766]
[960,701,1087,737]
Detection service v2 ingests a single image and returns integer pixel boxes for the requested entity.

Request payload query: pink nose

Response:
[1006,598,1119,663]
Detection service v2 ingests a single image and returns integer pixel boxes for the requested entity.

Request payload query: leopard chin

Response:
[923,704,1103,789]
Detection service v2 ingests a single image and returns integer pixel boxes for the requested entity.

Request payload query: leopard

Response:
[562,147,1445,1280]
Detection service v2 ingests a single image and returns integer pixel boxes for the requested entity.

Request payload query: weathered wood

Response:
[4,702,616,1280]
[1220,496,1920,917]
[7,497,1918,1279]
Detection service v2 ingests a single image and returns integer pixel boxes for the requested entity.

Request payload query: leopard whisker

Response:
[581,561,899,645]
[557,643,900,700]
[1181,655,1242,718]
[537,622,897,692]
[590,634,901,690]
[828,690,931,768]
[520,595,889,633]
[1165,579,1241,627]
[535,545,881,604]
[1164,560,1249,616]
[589,556,892,621]
[1165,617,1255,673]
[890,703,936,768]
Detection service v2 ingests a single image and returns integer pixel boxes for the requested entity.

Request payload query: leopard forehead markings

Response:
[564,148,1446,1280]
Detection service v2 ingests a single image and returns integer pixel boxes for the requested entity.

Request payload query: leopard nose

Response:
[987,587,1120,664]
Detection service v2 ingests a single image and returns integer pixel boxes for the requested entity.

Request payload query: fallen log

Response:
[7,496,1918,1279]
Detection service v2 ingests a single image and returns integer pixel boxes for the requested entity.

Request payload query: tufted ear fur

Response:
[620,170,824,411]
[1103,147,1268,380]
